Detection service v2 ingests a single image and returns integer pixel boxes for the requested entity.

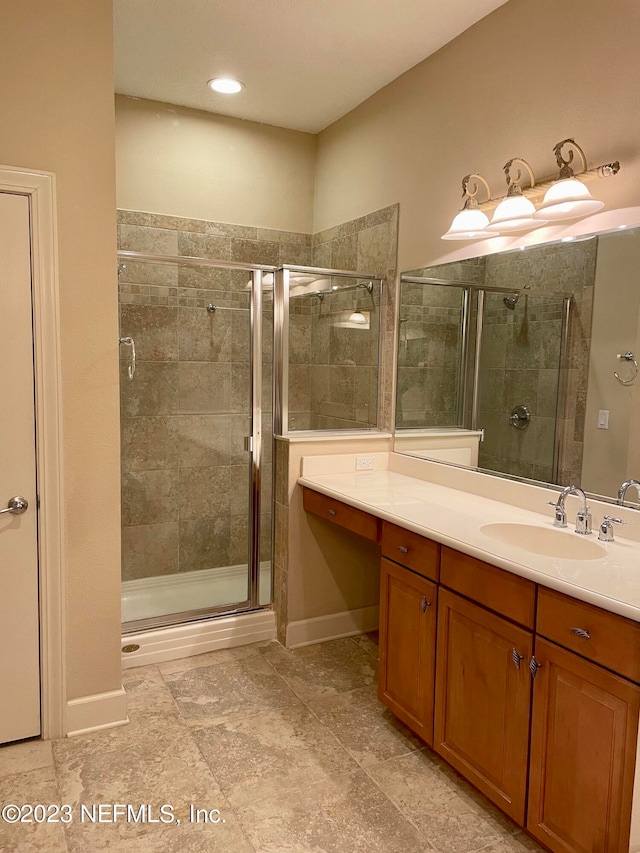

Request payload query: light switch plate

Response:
[598,410,610,429]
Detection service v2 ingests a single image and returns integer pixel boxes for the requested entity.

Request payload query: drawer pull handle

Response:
[529,657,542,679]
[570,627,591,640]
[397,546,409,554]
[421,596,431,613]
[512,648,524,670]
[327,509,337,516]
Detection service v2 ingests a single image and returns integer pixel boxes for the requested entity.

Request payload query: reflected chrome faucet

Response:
[617,479,640,506]
[547,485,592,534]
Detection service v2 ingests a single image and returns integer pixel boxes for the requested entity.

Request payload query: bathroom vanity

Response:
[300,458,640,853]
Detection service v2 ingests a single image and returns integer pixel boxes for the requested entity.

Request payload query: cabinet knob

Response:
[421,596,431,613]
[397,545,409,554]
[529,657,542,679]
[570,627,591,640]
[327,509,337,516]
[511,648,524,670]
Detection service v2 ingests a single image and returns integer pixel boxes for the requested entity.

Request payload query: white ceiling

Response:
[114,0,509,134]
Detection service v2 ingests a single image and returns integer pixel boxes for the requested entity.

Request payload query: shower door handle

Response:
[0,496,28,516]
[119,336,136,380]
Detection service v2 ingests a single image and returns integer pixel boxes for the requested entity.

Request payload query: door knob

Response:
[0,496,28,516]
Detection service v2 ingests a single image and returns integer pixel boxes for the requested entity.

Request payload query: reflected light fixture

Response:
[347,310,367,325]
[486,158,543,232]
[207,77,244,94]
[441,174,495,240]
[533,138,612,221]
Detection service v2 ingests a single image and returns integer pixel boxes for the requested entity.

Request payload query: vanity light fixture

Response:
[486,159,543,232]
[442,138,620,241]
[532,138,611,221]
[347,310,367,325]
[207,77,244,94]
[441,174,496,240]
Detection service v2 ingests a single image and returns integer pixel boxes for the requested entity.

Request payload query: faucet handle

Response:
[598,515,626,542]
[546,501,567,528]
[575,507,592,535]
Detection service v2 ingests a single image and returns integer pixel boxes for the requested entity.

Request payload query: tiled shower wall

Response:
[288,285,381,431]
[395,283,464,428]
[483,240,596,485]
[312,205,399,432]
[396,259,483,429]
[478,293,566,481]
[118,210,311,582]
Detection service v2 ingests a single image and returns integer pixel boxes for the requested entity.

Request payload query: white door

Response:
[0,191,40,743]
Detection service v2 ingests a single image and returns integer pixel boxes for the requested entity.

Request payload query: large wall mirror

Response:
[394,217,640,509]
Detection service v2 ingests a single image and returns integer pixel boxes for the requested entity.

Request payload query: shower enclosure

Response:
[397,275,571,482]
[118,254,383,632]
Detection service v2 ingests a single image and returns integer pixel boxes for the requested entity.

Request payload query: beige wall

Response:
[116,95,316,233]
[314,0,640,271]
[1,1,122,700]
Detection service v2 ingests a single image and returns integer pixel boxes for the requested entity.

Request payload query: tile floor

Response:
[0,634,544,852]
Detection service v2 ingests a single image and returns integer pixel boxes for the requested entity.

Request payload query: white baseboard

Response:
[121,608,277,669]
[66,687,129,737]
[286,605,379,648]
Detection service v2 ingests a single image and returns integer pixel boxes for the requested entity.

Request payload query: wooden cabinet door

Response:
[527,638,640,853]
[378,557,437,745]
[434,588,533,824]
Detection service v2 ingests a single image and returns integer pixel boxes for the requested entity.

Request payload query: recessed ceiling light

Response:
[207,77,244,95]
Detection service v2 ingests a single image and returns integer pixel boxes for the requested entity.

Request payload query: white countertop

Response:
[298,469,640,622]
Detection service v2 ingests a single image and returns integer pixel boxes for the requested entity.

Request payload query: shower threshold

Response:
[121,562,272,624]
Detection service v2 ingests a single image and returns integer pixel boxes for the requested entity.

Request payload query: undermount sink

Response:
[480,522,607,560]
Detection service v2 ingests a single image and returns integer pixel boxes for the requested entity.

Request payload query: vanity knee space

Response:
[303,488,640,853]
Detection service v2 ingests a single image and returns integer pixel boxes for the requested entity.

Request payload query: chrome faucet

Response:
[617,479,640,506]
[547,485,592,534]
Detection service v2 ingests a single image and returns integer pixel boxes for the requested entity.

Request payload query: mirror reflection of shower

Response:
[503,283,531,310]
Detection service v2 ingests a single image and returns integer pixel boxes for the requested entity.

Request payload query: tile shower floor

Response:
[0,635,544,852]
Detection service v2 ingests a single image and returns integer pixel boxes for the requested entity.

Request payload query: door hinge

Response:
[243,436,253,453]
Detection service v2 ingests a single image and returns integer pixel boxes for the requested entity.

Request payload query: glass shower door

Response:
[119,259,270,630]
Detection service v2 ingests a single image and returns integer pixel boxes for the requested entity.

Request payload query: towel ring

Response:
[614,351,638,386]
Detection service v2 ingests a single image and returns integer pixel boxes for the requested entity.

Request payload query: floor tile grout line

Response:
[184,726,259,853]
[358,749,440,852]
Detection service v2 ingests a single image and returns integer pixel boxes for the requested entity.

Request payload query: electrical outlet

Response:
[355,455,374,471]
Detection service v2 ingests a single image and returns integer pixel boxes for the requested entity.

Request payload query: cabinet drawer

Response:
[302,487,379,542]
[537,587,640,683]
[440,547,535,629]
[380,521,440,582]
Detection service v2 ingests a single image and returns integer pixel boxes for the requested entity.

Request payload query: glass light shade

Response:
[347,311,367,325]
[441,207,491,240]
[486,194,541,232]
[532,178,604,221]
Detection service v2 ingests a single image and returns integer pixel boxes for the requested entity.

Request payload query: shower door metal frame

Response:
[117,251,277,633]
[399,274,572,482]
[273,264,384,436]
